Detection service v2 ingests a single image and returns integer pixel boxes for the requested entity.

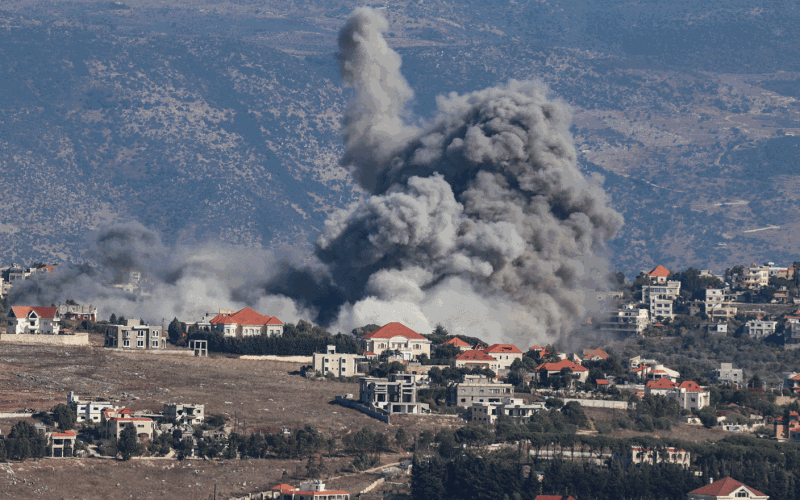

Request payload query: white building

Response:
[482,344,524,371]
[739,264,770,289]
[641,281,681,302]
[67,392,117,423]
[359,322,432,360]
[209,307,284,337]
[716,363,744,387]
[104,319,165,349]
[6,306,61,334]
[312,345,367,378]
[601,304,650,335]
[644,379,709,410]
[469,397,546,425]
[745,319,777,339]
[163,403,204,425]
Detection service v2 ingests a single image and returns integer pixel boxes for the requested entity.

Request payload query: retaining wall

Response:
[239,355,312,363]
[561,398,631,410]
[0,332,89,346]
[0,412,34,418]
[108,348,194,356]
[334,396,391,423]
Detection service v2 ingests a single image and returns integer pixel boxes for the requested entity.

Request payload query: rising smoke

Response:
[10,8,623,346]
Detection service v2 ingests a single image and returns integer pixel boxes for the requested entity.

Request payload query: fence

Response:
[561,398,632,410]
[0,332,89,346]
[334,396,391,423]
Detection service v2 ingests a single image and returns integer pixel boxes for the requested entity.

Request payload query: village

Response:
[2,262,800,499]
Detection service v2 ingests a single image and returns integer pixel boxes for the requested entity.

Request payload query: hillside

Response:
[1,0,799,277]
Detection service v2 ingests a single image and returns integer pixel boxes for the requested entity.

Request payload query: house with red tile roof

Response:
[209,307,284,338]
[774,411,800,440]
[644,378,710,410]
[271,481,350,500]
[483,344,523,371]
[359,322,431,360]
[101,408,156,441]
[687,477,768,499]
[453,349,500,372]
[582,348,609,361]
[442,337,471,351]
[48,430,77,458]
[647,264,671,283]
[6,306,61,334]
[535,359,589,384]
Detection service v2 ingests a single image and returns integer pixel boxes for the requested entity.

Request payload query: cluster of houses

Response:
[602,263,800,342]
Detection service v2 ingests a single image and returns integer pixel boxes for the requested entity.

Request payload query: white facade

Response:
[67,392,117,423]
[601,304,649,335]
[469,397,546,425]
[745,320,777,339]
[6,306,61,335]
[641,281,681,302]
[739,265,770,289]
[313,346,367,377]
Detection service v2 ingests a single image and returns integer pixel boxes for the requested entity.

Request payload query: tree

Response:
[109,313,117,325]
[168,317,186,344]
[51,403,77,430]
[117,423,143,460]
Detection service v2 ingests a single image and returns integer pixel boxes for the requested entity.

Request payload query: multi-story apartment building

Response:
[469,397,546,425]
[739,264,770,289]
[446,375,514,407]
[312,345,367,378]
[104,319,166,350]
[716,363,744,387]
[359,374,427,414]
[67,392,117,423]
[601,304,649,335]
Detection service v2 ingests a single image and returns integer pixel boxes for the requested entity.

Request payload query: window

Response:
[151,341,159,348]
[137,331,145,338]
[151,330,159,337]
[735,492,749,498]
[137,340,144,348]
[123,340,130,347]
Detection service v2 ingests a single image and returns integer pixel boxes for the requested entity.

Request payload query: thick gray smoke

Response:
[9,9,623,346]
[320,7,624,344]
[9,222,311,325]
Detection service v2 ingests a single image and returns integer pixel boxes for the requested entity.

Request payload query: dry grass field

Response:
[0,338,423,499]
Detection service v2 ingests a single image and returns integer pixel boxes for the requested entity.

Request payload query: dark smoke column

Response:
[320,8,624,344]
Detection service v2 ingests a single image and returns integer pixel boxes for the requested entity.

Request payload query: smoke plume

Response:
[317,7,624,343]
[10,8,623,346]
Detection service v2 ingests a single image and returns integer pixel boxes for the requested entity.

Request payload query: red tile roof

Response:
[646,378,676,389]
[529,345,545,351]
[679,381,704,393]
[583,348,609,360]
[443,337,471,347]
[454,350,497,362]
[596,379,610,385]
[271,484,297,493]
[361,322,427,340]
[51,430,77,438]
[10,306,59,319]
[208,307,282,327]
[535,359,588,372]
[364,351,376,356]
[688,477,766,497]
[648,265,671,277]
[484,343,523,354]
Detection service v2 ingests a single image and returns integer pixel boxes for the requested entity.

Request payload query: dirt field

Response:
[584,407,728,442]
[0,339,421,499]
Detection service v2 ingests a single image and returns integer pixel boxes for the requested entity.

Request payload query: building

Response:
[644,379,709,410]
[359,374,428,414]
[738,264,770,289]
[707,323,728,335]
[647,265,671,283]
[6,306,61,334]
[446,375,514,407]
[582,348,609,361]
[744,319,777,339]
[452,349,501,372]
[469,397,546,425]
[271,482,350,500]
[209,307,284,338]
[687,477,768,500]
[642,280,681,302]
[48,430,77,458]
[630,446,690,468]
[163,403,205,425]
[716,363,744,387]
[535,359,589,385]
[104,319,166,349]
[101,408,156,440]
[442,337,472,351]
[312,345,367,378]
[785,373,800,394]
[57,304,98,322]
[67,392,117,423]
[359,322,432,360]
[482,344,524,371]
[630,356,680,382]
[601,304,649,335]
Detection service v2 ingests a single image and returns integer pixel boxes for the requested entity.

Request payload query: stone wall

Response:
[0,332,89,346]
[239,355,312,363]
